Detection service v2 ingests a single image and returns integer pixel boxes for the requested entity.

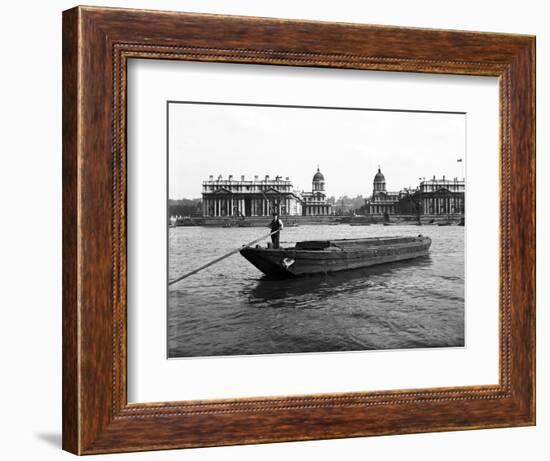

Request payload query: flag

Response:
[457,158,463,162]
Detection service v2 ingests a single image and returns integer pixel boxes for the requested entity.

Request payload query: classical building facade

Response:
[201,174,302,217]
[364,168,465,216]
[301,167,333,216]
[364,167,401,215]
[412,176,465,215]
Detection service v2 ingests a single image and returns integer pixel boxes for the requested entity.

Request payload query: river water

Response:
[168,224,464,358]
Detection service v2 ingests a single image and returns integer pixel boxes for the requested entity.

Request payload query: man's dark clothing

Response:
[269,217,283,249]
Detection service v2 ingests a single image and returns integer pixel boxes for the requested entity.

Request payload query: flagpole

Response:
[457,158,465,180]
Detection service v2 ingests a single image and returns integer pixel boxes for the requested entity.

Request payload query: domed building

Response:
[364,167,400,215]
[364,167,466,217]
[373,168,386,192]
[312,168,325,191]
[301,167,332,216]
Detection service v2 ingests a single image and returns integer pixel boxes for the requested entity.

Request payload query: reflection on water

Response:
[247,257,432,304]
[168,225,464,358]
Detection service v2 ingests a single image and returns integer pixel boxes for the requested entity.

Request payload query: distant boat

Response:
[349,222,370,226]
[437,222,452,226]
[240,235,431,278]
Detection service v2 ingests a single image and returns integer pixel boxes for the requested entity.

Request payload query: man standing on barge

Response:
[269,211,284,249]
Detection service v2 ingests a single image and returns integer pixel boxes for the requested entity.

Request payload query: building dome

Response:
[374,167,385,182]
[313,167,325,182]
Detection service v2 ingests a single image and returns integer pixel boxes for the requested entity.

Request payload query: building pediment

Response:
[263,187,284,195]
[210,187,233,195]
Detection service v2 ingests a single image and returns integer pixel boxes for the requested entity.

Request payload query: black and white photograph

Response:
[3,0,542,458]
[167,101,466,358]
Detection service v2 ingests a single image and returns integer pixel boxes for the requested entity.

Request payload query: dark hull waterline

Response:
[240,235,432,278]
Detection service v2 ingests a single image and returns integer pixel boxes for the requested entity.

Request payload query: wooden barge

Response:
[240,235,431,278]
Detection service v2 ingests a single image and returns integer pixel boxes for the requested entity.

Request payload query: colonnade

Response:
[365,195,464,215]
[366,204,395,215]
[202,196,294,217]
[303,205,332,216]
[421,195,463,215]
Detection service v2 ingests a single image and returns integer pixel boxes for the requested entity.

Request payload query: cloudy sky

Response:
[168,102,465,200]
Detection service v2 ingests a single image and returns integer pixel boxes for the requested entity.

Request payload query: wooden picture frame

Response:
[62,5,535,454]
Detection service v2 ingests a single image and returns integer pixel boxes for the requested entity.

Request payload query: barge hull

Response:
[240,237,431,278]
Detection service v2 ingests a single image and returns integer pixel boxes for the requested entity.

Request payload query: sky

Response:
[168,102,466,200]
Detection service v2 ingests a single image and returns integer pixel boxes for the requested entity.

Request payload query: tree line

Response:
[168,198,202,217]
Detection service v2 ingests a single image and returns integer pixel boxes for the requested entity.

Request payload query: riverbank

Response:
[172,214,465,227]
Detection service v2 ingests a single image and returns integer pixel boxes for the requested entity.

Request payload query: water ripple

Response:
[168,224,464,357]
